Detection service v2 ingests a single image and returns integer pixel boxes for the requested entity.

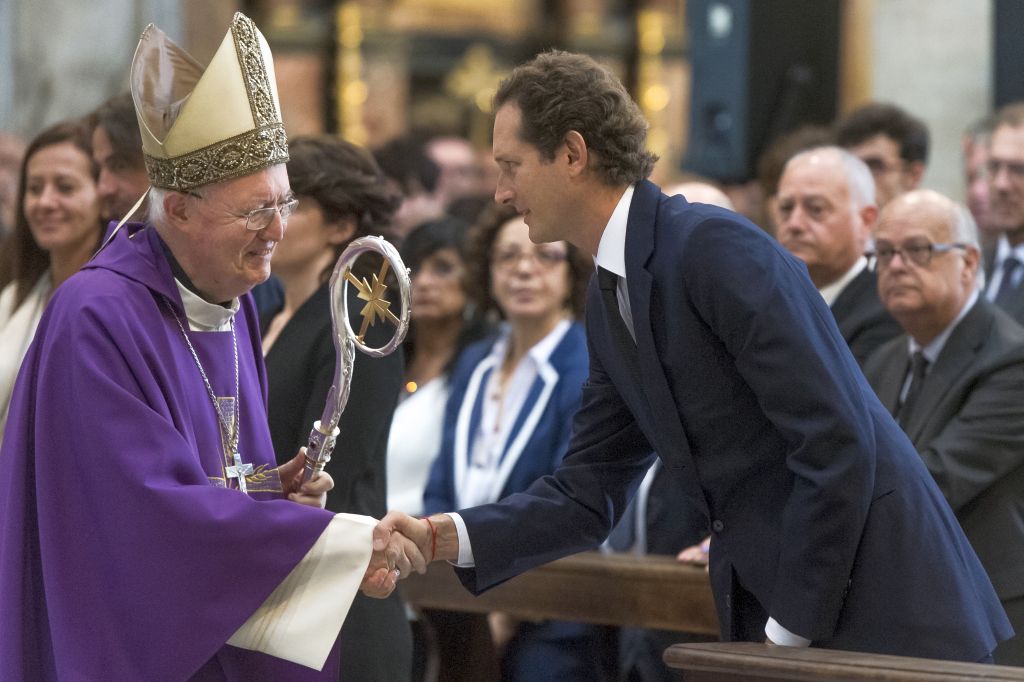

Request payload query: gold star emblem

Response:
[345,260,402,343]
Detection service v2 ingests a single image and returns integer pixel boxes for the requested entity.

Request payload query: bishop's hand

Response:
[360,528,426,598]
[279,447,334,508]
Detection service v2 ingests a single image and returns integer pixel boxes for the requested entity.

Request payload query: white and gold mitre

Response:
[130,12,288,192]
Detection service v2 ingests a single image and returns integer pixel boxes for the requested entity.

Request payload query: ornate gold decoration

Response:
[344,260,402,344]
[133,12,289,192]
[232,13,278,128]
[336,2,368,145]
[143,124,288,192]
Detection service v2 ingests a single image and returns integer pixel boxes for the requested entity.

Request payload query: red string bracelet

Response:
[421,516,438,562]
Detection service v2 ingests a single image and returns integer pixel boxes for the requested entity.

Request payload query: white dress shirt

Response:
[460,319,572,509]
[818,257,867,308]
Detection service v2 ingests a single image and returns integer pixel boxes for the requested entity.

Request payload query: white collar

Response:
[174,279,239,332]
[594,184,635,278]
[908,289,979,363]
[486,318,572,370]
[819,257,868,307]
[996,234,1024,264]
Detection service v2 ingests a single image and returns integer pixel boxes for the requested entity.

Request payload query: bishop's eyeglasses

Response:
[186,190,299,231]
[869,239,966,269]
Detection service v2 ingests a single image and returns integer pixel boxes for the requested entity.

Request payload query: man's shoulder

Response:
[53,266,150,310]
[974,300,1024,363]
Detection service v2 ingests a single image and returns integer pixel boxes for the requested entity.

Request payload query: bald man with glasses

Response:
[864,189,1024,665]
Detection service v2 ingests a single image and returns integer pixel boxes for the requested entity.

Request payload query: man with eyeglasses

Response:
[0,13,415,679]
[836,102,929,209]
[863,189,1024,665]
[776,146,901,366]
[983,102,1024,325]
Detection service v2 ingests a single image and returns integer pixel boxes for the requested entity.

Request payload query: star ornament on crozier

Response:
[345,259,403,344]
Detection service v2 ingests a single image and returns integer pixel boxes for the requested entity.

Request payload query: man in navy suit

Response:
[378,50,1011,663]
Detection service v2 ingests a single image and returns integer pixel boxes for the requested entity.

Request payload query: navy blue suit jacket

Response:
[456,181,1010,662]
[424,323,588,514]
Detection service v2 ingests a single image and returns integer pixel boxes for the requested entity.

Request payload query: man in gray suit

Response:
[864,188,1024,665]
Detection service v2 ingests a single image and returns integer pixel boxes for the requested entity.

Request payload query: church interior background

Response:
[0,0,1003,210]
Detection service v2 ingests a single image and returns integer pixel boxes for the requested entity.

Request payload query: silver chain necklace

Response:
[162,296,253,493]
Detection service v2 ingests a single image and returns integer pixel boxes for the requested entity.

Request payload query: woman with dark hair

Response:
[261,134,411,681]
[0,120,101,438]
[386,216,489,516]
[423,205,603,681]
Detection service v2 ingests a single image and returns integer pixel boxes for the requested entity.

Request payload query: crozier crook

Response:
[301,236,411,483]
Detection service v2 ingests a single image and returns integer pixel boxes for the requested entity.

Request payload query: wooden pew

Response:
[400,550,719,634]
[664,642,1024,681]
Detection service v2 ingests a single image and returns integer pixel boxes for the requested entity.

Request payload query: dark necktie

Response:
[994,256,1022,308]
[896,350,929,427]
[597,266,635,349]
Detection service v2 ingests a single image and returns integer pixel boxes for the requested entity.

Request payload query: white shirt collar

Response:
[819,257,868,307]
[908,289,980,363]
[594,184,635,278]
[486,318,572,370]
[995,234,1024,264]
[174,279,240,332]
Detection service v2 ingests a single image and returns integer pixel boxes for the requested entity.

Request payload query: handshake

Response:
[359,511,456,598]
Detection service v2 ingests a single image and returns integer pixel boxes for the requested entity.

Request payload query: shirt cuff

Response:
[765,617,812,647]
[447,512,475,567]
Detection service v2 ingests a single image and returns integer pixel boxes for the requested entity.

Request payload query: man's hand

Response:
[278,448,333,508]
[374,510,462,568]
[677,535,711,572]
[360,528,427,598]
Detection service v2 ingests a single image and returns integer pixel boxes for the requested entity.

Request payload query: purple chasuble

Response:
[0,224,343,679]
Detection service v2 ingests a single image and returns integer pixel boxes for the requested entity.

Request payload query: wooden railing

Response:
[400,550,719,634]
[664,642,1024,681]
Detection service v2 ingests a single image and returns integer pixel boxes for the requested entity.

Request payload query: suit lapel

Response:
[487,367,558,502]
[624,182,707,515]
[874,341,909,415]
[901,301,992,442]
[453,356,496,503]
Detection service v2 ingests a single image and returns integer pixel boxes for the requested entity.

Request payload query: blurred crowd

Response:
[3,87,1024,679]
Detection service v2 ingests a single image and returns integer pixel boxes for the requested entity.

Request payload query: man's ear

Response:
[904,161,926,190]
[563,130,589,178]
[858,203,879,235]
[164,191,192,230]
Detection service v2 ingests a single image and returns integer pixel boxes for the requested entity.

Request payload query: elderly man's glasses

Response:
[492,246,568,271]
[186,190,299,231]
[870,240,966,269]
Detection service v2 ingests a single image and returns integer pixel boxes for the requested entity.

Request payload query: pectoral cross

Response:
[226,451,254,495]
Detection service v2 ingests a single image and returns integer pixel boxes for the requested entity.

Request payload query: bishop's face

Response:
[179,164,292,302]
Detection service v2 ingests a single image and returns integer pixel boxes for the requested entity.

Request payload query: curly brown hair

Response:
[465,204,592,320]
[494,50,657,187]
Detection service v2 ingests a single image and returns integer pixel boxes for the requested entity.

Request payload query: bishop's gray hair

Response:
[147,187,169,227]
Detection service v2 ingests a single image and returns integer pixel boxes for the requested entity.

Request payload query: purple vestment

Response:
[0,224,343,679]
